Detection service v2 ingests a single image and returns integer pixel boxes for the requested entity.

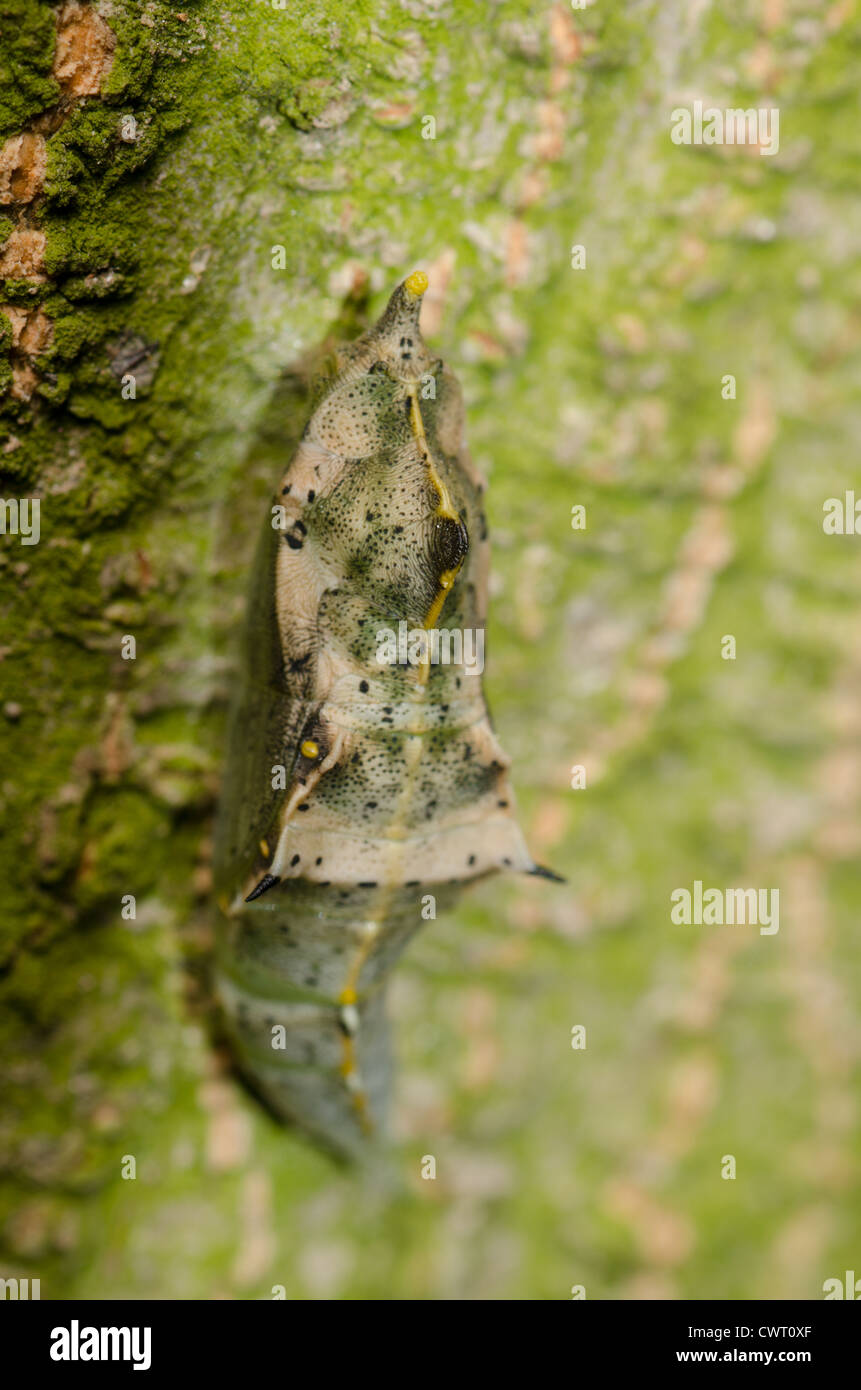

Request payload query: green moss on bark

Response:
[0,0,58,138]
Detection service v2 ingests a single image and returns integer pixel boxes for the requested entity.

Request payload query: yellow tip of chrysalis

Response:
[404,270,428,298]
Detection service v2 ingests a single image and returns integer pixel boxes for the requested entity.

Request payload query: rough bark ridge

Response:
[1,1,859,1299]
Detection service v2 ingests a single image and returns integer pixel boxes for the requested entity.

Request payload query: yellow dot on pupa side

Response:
[259,838,270,858]
[404,269,428,298]
[300,739,320,760]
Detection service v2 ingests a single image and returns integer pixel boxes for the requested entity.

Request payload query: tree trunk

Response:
[1,0,858,1299]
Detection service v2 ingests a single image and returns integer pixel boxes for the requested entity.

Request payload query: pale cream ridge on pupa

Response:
[214,272,561,1160]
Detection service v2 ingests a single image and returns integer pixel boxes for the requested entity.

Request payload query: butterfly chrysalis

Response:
[215,272,560,1159]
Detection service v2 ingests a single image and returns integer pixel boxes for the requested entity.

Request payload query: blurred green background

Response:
[0,0,859,1299]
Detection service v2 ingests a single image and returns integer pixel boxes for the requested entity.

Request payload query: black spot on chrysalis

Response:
[431,514,469,573]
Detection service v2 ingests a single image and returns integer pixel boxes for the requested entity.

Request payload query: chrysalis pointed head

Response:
[404,269,429,297]
[367,271,434,379]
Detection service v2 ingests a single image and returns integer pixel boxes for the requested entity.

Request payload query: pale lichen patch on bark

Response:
[503,4,586,289]
[0,303,53,401]
[0,133,47,205]
[0,3,118,405]
[0,231,49,399]
[10,361,40,402]
[53,1,116,97]
[0,227,47,280]
[2,306,53,354]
